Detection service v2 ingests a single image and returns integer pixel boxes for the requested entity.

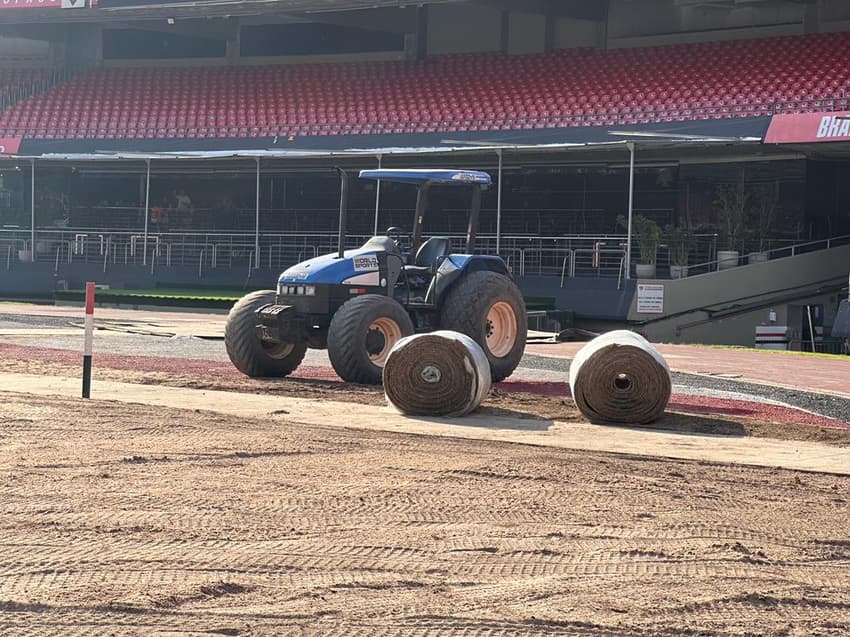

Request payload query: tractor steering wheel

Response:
[385,226,406,247]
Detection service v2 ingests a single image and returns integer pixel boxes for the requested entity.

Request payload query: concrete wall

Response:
[0,36,50,62]
[819,0,850,23]
[507,12,545,55]
[0,261,283,300]
[454,10,603,56]
[607,0,806,48]
[518,276,635,321]
[553,17,604,50]
[61,24,103,68]
[626,244,850,345]
[427,3,503,55]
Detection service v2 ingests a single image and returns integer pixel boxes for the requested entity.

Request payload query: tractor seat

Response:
[404,237,451,278]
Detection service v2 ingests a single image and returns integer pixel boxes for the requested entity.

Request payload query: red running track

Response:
[526,342,850,398]
[1,343,846,431]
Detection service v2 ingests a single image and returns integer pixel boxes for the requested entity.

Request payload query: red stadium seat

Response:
[0,32,848,141]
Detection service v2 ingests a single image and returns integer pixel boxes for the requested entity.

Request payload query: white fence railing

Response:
[3,227,846,282]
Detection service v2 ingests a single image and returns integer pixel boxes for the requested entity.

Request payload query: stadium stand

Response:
[0,31,848,140]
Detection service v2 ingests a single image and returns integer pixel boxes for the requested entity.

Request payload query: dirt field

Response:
[2,387,849,636]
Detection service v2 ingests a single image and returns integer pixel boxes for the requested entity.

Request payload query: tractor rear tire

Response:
[440,271,526,382]
[328,294,414,385]
[225,290,307,378]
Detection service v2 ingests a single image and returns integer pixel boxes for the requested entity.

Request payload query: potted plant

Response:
[618,214,661,278]
[713,176,749,270]
[747,181,778,264]
[665,224,692,279]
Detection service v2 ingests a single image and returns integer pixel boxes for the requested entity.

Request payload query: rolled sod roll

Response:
[383,330,491,417]
[569,330,671,425]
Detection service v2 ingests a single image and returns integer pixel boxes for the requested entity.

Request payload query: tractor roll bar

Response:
[335,168,348,259]
[411,183,430,255]
[467,184,481,254]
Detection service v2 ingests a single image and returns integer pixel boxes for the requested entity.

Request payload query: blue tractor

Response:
[224,169,527,384]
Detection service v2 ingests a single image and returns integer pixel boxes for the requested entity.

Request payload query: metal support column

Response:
[496,149,503,255]
[625,142,635,280]
[142,159,151,266]
[255,158,261,269]
[373,154,382,235]
[30,159,35,262]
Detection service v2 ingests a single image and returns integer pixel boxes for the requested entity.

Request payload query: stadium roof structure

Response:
[0,0,467,24]
[11,136,779,164]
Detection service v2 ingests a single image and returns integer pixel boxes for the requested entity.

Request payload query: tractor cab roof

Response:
[358,169,491,186]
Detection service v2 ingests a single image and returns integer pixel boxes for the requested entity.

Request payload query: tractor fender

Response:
[428,254,512,306]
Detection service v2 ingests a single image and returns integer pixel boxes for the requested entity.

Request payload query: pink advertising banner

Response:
[764,111,850,144]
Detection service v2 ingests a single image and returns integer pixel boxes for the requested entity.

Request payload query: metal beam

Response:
[625,142,635,280]
[373,154,382,236]
[411,183,429,255]
[143,159,151,266]
[466,184,482,254]
[336,168,349,260]
[255,158,261,269]
[496,149,503,255]
[30,159,35,263]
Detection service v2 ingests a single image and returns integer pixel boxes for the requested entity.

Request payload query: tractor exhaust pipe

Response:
[335,168,348,259]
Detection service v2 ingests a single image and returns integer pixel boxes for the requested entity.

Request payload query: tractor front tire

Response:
[327,294,414,385]
[440,271,526,382]
[225,290,307,378]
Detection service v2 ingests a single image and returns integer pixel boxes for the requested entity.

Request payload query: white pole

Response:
[30,159,35,262]
[255,158,261,269]
[142,159,151,266]
[373,154,382,236]
[496,149,503,255]
[82,281,95,399]
[625,142,635,280]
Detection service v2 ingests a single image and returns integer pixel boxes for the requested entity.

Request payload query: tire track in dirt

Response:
[2,392,849,636]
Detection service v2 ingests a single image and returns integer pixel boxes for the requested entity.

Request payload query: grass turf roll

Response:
[569,330,671,425]
[383,331,491,417]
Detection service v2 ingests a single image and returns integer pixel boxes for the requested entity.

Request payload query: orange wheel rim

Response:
[485,301,517,358]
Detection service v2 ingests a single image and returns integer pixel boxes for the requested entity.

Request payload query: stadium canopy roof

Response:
[7,136,794,166]
[0,140,807,174]
[0,0,466,24]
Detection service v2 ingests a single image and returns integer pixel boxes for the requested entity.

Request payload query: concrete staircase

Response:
[629,240,850,347]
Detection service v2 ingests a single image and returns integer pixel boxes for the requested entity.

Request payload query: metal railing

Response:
[684,234,850,276]
[3,227,846,284]
[0,227,689,281]
[37,205,664,238]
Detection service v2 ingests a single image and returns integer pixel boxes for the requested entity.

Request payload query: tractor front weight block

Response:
[256,304,306,343]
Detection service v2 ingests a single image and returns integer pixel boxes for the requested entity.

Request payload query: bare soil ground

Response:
[1,387,850,636]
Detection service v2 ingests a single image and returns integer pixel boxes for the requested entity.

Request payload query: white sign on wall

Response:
[61,0,86,8]
[637,284,664,314]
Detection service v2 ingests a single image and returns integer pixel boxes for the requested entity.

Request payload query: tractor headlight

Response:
[279,284,316,296]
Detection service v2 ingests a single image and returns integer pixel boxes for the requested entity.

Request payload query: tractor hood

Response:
[279,246,384,287]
